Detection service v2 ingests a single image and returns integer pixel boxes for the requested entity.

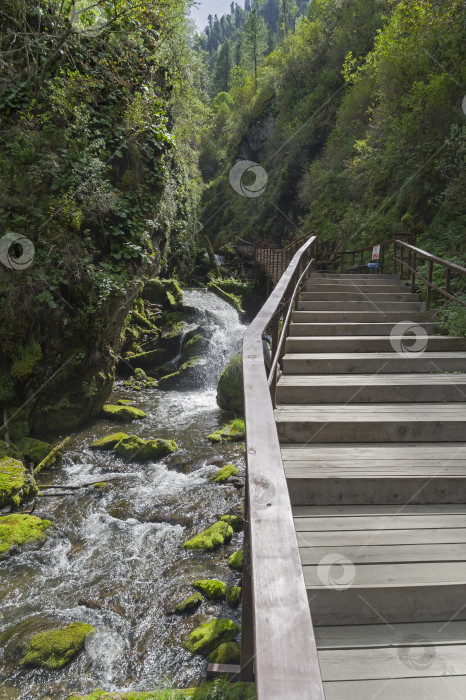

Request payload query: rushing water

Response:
[0,290,246,700]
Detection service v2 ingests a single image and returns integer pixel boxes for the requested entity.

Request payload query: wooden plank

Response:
[294,515,466,531]
[323,676,466,700]
[297,528,466,547]
[299,543,466,565]
[304,562,466,587]
[292,504,466,516]
[315,621,466,649]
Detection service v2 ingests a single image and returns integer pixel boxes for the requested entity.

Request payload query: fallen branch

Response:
[39,477,125,490]
[33,437,70,476]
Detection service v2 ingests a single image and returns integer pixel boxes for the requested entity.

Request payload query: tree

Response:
[213,40,234,93]
[241,8,268,91]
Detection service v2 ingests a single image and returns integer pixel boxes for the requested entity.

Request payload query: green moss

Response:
[219,515,244,533]
[207,283,244,314]
[216,355,244,414]
[184,618,241,655]
[124,368,158,390]
[142,279,183,310]
[0,514,52,558]
[227,586,242,608]
[209,465,238,484]
[10,342,42,382]
[207,641,241,665]
[172,592,203,615]
[228,550,243,571]
[93,482,109,490]
[193,579,226,601]
[0,439,22,460]
[91,433,129,450]
[0,457,37,508]
[20,622,95,669]
[70,680,255,699]
[114,436,177,461]
[158,357,203,391]
[117,399,133,406]
[207,420,245,444]
[102,405,147,422]
[18,437,54,466]
[180,335,206,362]
[183,521,233,551]
[2,410,30,442]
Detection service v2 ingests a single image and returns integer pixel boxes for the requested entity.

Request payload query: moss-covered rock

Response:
[69,680,256,699]
[184,618,241,655]
[172,593,203,615]
[0,457,37,508]
[158,357,204,391]
[228,550,243,571]
[227,586,242,608]
[20,622,95,669]
[0,514,52,559]
[2,410,30,442]
[18,437,55,466]
[114,436,177,461]
[180,334,209,363]
[219,515,244,533]
[91,433,129,450]
[142,279,183,309]
[117,399,133,406]
[183,521,233,551]
[0,439,22,460]
[207,641,241,665]
[209,465,238,484]
[216,355,243,414]
[102,405,147,422]
[207,419,245,444]
[193,579,226,602]
[207,283,244,314]
[124,368,158,391]
[126,348,170,371]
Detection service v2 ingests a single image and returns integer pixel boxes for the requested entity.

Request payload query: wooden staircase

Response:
[275,272,466,699]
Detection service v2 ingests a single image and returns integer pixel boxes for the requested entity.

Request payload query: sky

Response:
[190,0,236,29]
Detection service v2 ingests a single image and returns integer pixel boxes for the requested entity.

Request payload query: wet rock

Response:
[0,456,37,508]
[193,579,226,602]
[0,615,62,661]
[91,433,129,450]
[102,405,147,422]
[216,353,243,414]
[228,550,243,571]
[227,586,242,608]
[20,621,95,669]
[207,283,244,314]
[18,438,54,466]
[209,464,238,484]
[183,521,233,552]
[158,356,205,391]
[123,368,157,391]
[171,592,203,615]
[184,618,241,655]
[113,436,177,461]
[219,514,244,532]
[116,399,132,406]
[180,334,209,363]
[0,514,52,559]
[78,599,103,610]
[207,640,241,664]
[206,419,245,444]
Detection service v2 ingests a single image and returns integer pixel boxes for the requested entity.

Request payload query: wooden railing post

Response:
[426,260,433,310]
[240,484,254,682]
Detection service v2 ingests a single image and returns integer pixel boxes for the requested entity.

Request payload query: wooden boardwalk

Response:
[275,272,466,698]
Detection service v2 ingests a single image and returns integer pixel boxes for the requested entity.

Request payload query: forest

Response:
[0,0,465,698]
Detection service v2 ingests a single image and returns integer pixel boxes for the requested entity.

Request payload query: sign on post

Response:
[372,245,380,260]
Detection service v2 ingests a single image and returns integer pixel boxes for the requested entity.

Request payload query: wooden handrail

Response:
[395,240,466,277]
[241,234,325,699]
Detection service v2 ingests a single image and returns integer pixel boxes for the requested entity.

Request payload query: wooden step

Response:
[288,322,437,336]
[294,504,466,625]
[276,374,466,404]
[301,292,419,302]
[282,352,466,374]
[275,403,466,442]
[324,677,466,700]
[308,274,401,281]
[297,301,423,311]
[282,443,466,505]
[293,310,437,323]
[304,284,411,293]
[285,335,465,354]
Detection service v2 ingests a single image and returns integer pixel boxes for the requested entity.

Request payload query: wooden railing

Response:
[241,234,325,699]
[327,234,415,274]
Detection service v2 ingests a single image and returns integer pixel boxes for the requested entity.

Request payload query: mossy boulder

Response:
[142,279,183,309]
[0,514,52,559]
[124,368,158,391]
[158,357,205,391]
[219,515,244,533]
[1,410,30,442]
[227,586,242,608]
[0,457,37,508]
[126,348,170,371]
[180,334,209,363]
[193,579,226,602]
[172,592,203,615]
[216,355,244,414]
[183,521,234,551]
[91,433,129,450]
[117,399,132,406]
[207,641,241,665]
[184,618,241,655]
[20,622,95,669]
[228,550,243,571]
[18,438,54,466]
[102,404,147,422]
[209,465,238,484]
[0,439,22,460]
[207,419,245,444]
[114,435,177,461]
